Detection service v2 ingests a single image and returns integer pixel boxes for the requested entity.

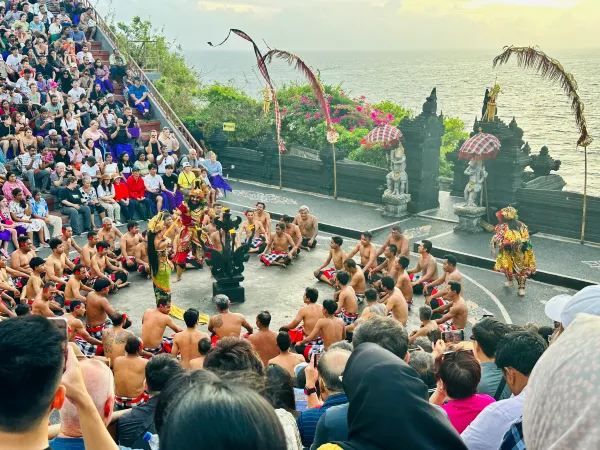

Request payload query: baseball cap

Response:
[182,162,191,168]
[560,285,600,327]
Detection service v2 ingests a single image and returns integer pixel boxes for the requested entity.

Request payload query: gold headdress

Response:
[500,206,518,220]
[190,179,210,198]
[148,212,166,233]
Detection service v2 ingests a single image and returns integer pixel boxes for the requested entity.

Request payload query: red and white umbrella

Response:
[362,124,403,148]
[458,132,501,160]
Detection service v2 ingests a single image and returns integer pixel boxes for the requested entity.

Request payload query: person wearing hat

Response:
[97,173,122,226]
[178,161,197,197]
[490,206,536,297]
[544,285,600,343]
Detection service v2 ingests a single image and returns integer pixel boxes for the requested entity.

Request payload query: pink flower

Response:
[332,117,341,124]
[387,113,394,120]
[314,112,321,119]
[305,112,311,119]
[356,106,363,112]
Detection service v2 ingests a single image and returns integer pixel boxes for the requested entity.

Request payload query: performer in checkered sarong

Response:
[260,222,293,267]
[140,295,181,355]
[113,336,151,411]
[85,278,117,340]
[313,236,345,286]
[240,210,268,254]
[64,300,104,357]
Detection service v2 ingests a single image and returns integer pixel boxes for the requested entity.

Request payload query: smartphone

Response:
[442,330,465,344]
[313,353,319,367]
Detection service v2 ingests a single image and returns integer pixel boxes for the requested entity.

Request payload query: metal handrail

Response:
[80,0,203,155]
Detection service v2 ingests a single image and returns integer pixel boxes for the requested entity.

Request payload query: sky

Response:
[97,0,599,51]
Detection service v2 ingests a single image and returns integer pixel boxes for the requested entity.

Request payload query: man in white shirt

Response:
[76,44,95,65]
[80,157,101,184]
[143,164,165,214]
[156,145,176,175]
[68,80,86,102]
[5,47,22,73]
[461,330,547,450]
[15,68,34,98]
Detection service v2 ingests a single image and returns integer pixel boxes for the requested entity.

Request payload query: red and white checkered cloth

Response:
[458,132,501,160]
[363,124,402,147]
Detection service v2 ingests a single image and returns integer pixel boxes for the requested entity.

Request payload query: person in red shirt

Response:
[113,174,134,222]
[125,168,150,220]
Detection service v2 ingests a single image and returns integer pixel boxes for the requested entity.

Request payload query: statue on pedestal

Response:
[529,146,561,177]
[382,143,411,217]
[463,160,487,207]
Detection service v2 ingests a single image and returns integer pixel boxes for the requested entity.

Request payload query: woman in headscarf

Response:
[523,313,600,450]
[320,343,466,450]
[491,206,536,296]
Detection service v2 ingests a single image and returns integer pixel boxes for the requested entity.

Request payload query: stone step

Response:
[140,121,161,132]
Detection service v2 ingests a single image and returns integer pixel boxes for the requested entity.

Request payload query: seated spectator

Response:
[50,162,69,196]
[430,349,495,433]
[80,176,105,228]
[18,146,51,192]
[102,153,119,177]
[29,189,63,238]
[470,317,512,400]
[117,354,183,449]
[297,348,351,448]
[50,359,116,450]
[133,150,150,176]
[202,151,232,193]
[0,316,119,450]
[156,144,176,175]
[334,343,467,450]
[143,164,164,215]
[9,187,48,247]
[128,76,150,118]
[462,330,547,450]
[109,48,128,80]
[122,106,141,139]
[2,171,30,202]
[352,315,409,360]
[61,176,92,235]
[82,138,104,163]
[156,370,287,450]
[178,161,197,196]
[126,167,150,220]
[109,117,134,160]
[265,364,303,450]
[106,93,125,118]
[97,174,122,225]
[118,152,133,178]
[160,164,183,211]
[408,350,436,391]
[158,127,179,155]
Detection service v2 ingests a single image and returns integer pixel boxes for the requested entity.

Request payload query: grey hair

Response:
[352,316,409,359]
[299,205,309,212]
[317,348,350,393]
[213,294,230,311]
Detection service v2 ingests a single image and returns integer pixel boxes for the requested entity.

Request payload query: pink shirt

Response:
[442,394,495,433]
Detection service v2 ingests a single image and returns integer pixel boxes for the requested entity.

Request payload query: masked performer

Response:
[147,212,173,301]
[491,206,536,296]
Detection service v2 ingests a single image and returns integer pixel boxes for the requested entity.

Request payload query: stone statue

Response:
[483,83,501,122]
[382,143,410,217]
[385,154,408,196]
[463,160,487,207]
[529,145,561,177]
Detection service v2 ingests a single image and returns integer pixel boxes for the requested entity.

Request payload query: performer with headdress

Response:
[147,212,173,301]
[491,206,536,296]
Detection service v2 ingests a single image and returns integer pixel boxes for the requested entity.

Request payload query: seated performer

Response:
[408,239,438,295]
[432,281,468,331]
[134,231,150,277]
[293,205,318,251]
[343,258,366,302]
[374,225,410,264]
[45,238,74,291]
[90,241,130,291]
[102,312,134,366]
[141,295,182,355]
[207,295,253,346]
[85,278,117,340]
[97,217,123,255]
[425,254,463,315]
[60,225,84,259]
[346,231,376,270]
[282,215,302,258]
[260,222,294,268]
[254,201,271,235]
[313,236,345,285]
[381,276,409,326]
[113,335,149,410]
[119,221,143,272]
[280,287,323,347]
[31,282,62,317]
[369,244,400,284]
[64,264,93,305]
[171,308,208,369]
[10,235,36,277]
[80,231,99,268]
[20,256,46,304]
[346,288,387,333]
[395,256,413,306]
[64,300,104,357]
[334,271,359,326]
[297,299,345,358]
[240,209,267,254]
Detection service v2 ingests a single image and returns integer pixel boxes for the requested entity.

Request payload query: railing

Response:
[80,0,204,155]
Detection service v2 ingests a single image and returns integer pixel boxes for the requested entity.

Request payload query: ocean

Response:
[185,49,600,195]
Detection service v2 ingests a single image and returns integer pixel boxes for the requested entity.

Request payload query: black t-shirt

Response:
[36,62,55,80]
[62,187,83,206]
[162,173,178,192]
[0,123,14,138]
[111,127,130,145]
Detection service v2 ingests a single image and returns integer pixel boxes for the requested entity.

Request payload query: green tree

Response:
[440,116,468,177]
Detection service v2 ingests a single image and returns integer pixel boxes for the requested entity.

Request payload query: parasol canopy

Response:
[362,124,403,148]
[458,132,501,160]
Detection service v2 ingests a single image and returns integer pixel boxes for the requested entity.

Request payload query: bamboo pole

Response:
[332,143,338,198]
[580,145,588,244]
[278,149,283,190]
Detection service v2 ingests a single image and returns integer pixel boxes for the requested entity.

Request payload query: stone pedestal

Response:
[382,192,411,218]
[453,205,486,233]
[213,275,245,303]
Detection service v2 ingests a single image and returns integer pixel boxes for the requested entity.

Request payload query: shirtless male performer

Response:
[31,281,61,317]
[113,335,149,410]
[102,311,134,366]
[314,236,345,285]
[395,256,413,306]
[171,308,208,369]
[334,271,359,326]
[381,276,408,326]
[64,300,104,357]
[61,225,83,258]
[408,239,439,295]
[240,209,267,254]
[260,222,294,268]
[141,296,182,355]
[90,241,129,290]
[346,288,387,333]
[432,281,469,331]
[97,217,123,254]
[64,264,93,305]
[10,236,36,275]
[254,201,271,235]
[374,225,410,263]
[298,299,345,355]
[134,231,150,277]
[86,278,117,340]
[119,221,142,272]
[282,215,302,257]
[20,256,46,303]
[424,254,463,306]
[293,205,318,250]
[280,287,323,347]
[45,238,74,288]
[189,338,212,370]
[342,259,366,301]
[246,310,279,367]
[268,331,305,377]
[370,244,400,284]
[409,306,439,344]
[207,294,253,345]
[347,231,376,270]
[80,231,99,268]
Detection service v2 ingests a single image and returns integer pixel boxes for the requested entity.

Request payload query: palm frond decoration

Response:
[263,49,334,132]
[493,46,592,147]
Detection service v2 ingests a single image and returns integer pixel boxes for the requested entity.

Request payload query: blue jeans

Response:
[61,205,92,234]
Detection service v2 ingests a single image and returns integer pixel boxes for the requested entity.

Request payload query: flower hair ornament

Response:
[499,206,518,221]
[148,212,166,233]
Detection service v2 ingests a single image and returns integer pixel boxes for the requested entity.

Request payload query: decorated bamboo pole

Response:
[332,143,338,198]
[581,146,588,243]
[279,150,283,190]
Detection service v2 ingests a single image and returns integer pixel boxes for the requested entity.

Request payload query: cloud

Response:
[198,1,281,15]
[467,0,579,7]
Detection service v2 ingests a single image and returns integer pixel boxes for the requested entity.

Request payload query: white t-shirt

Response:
[143,174,162,192]
[68,86,86,102]
[157,154,176,174]
[81,163,100,180]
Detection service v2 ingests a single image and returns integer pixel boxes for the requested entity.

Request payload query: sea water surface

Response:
[185,49,600,195]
